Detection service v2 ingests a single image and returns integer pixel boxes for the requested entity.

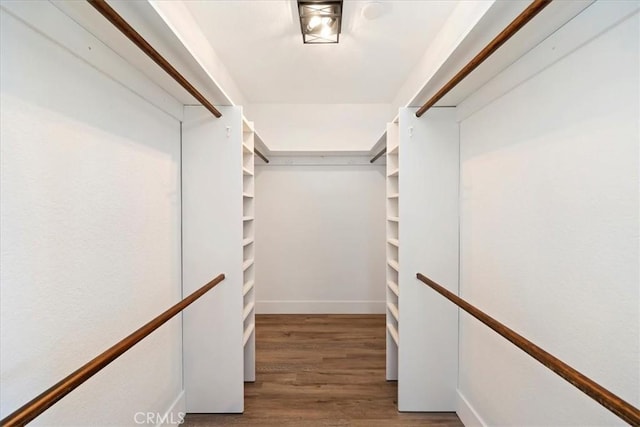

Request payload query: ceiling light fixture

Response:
[298,0,343,44]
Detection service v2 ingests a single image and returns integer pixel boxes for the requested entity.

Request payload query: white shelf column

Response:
[242,119,256,383]
[182,105,244,413]
[397,107,459,411]
[386,120,400,381]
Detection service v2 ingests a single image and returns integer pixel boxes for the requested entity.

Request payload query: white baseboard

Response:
[256,300,385,314]
[157,390,186,427]
[457,390,486,427]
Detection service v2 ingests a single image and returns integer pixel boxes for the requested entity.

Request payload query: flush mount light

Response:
[298,0,343,44]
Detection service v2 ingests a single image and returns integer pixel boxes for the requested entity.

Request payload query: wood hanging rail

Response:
[87,0,222,118]
[369,147,387,164]
[416,273,640,426]
[255,148,270,164]
[0,274,226,427]
[415,0,552,118]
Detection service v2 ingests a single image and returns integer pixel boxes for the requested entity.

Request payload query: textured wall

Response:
[458,7,639,426]
[254,165,386,313]
[245,104,392,151]
[0,8,182,425]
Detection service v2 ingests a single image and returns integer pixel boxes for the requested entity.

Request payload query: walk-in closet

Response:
[1,1,638,426]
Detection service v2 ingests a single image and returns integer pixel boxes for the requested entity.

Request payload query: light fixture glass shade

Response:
[298,1,343,44]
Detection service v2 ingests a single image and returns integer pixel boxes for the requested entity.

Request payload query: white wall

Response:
[245,104,392,151]
[0,6,183,426]
[390,0,495,111]
[149,0,249,108]
[254,165,386,313]
[458,5,639,426]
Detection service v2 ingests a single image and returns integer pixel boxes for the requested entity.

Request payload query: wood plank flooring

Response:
[184,314,463,426]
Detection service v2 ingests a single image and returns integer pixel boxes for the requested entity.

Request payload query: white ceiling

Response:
[184,0,458,104]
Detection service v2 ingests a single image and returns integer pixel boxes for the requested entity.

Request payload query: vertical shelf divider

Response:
[182,106,244,413]
[386,120,400,382]
[397,107,459,411]
[242,117,256,383]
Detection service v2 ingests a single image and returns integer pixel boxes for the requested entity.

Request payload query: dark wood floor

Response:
[184,314,462,426]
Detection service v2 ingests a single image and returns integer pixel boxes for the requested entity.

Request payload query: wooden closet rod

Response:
[416,273,640,426]
[415,0,552,118]
[255,148,270,164]
[87,0,223,118]
[0,274,226,427]
[369,147,386,164]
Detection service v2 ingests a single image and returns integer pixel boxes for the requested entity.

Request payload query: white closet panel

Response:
[397,107,459,411]
[182,106,244,413]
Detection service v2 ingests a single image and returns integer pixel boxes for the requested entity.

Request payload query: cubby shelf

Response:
[243,216,254,222]
[243,323,255,346]
[242,280,255,296]
[243,167,254,176]
[387,193,399,199]
[242,238,254,247]
[387,302,399,321]
[387,169,399,177]
[387,280,399,296]
[387,238,399,247]
[387,216,399,222]
[242,258,254,271]
[387,323,399,346]
[243,302,255,321]
[242,193,254,198]
[388,260,399,271]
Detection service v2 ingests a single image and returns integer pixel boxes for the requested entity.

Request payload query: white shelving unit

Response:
[242,119,256,383]
[397,107,459,411]
[182,106,245,413]
[386,119,400,382]
[242,258,254,271]
[181,107,260,412]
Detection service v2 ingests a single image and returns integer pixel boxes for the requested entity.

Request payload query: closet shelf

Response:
[243,323,255,346]
[242,258,254,271]
[387,323,399,346]
[385,120,399,382]
[243,302,255,321]
[242,280,255,296]
[387,280,399,296]
[387,302,399,322]
[243,117,256,382]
